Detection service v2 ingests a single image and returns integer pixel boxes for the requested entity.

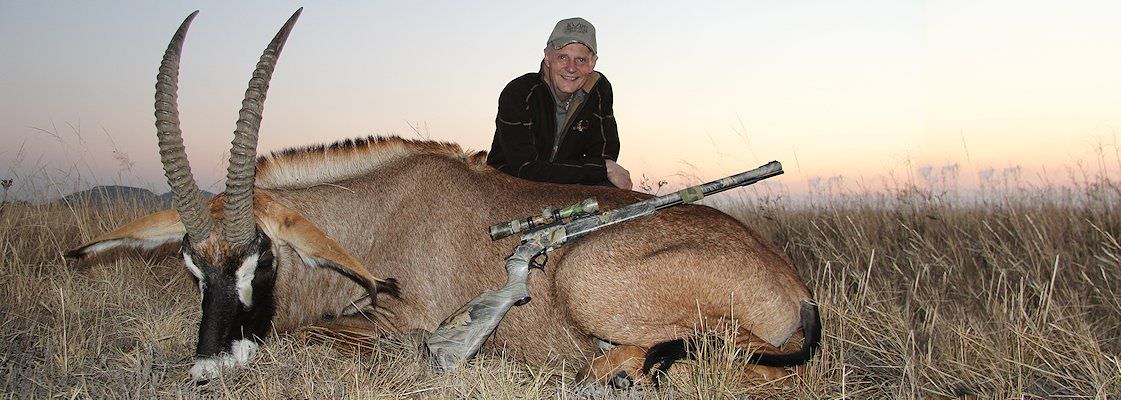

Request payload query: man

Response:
[486,17,632,190]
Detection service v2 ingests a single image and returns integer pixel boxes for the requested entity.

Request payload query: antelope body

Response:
[67,9,821,386]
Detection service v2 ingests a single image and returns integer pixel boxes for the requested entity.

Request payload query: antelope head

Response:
[66,9,393,382]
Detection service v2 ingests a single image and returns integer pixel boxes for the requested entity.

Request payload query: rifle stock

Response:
[424,236,551,369]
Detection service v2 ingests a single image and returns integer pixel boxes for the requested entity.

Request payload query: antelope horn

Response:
[223,8,303,249]
[155,10,217,243]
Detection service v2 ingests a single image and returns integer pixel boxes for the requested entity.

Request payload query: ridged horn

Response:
[222,8,303,249]
[155,10,217,244]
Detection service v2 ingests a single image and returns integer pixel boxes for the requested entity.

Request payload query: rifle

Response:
[423,161,784,370]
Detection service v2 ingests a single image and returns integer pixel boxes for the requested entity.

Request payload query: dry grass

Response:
[2,174,1119,399]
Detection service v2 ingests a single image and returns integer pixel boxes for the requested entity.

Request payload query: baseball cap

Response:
[547,17,597,55]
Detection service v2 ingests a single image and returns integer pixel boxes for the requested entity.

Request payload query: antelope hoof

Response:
[608,370,633,389]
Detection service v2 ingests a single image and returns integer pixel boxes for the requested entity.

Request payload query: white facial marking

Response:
[235,254,259,307]
[188,340,258,382]
[183,253,205,296]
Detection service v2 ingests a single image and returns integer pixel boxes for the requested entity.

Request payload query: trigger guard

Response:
[529,252,548,270]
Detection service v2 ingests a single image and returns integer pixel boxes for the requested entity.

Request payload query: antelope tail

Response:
[751,300,821,367]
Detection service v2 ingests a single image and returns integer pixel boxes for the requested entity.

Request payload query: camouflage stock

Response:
[424,237,551,370]
[488,197,599,240]
[424,161,783,370]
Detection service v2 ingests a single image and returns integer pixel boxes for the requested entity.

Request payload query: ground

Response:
[1,182,1118,398]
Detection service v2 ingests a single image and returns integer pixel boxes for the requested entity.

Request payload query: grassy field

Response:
[1,178,1118,399]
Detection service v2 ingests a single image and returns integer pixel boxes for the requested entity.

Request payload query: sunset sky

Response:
[2,1,1119,197]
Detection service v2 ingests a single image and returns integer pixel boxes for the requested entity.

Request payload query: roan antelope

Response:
[66,9,821,387]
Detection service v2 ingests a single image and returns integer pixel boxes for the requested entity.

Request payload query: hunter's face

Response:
[545,43,596,101]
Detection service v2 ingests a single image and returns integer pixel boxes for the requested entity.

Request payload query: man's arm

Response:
[591,76,631,190]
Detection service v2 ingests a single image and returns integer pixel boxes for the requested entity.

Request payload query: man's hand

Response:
[605,160,632,190]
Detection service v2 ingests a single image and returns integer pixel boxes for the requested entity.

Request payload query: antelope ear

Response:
[253,194,396,299]
[66,209,185,264]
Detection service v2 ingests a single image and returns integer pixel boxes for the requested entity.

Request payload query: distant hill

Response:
[61,185,161,208]
[60,185,215,209]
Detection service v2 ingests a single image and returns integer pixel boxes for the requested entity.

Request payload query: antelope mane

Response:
[254,135,489,190]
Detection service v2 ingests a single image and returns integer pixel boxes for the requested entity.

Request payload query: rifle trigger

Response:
[529,252,548,270]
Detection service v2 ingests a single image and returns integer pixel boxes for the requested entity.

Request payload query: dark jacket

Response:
[486,67,619,185]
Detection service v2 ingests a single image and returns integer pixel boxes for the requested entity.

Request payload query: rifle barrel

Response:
[651,160,783,210]
[560,161,783,241]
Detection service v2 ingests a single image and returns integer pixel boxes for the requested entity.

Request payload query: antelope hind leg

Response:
[737,332,801,388]
[575,344,649,389]
[744,364,798,388]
